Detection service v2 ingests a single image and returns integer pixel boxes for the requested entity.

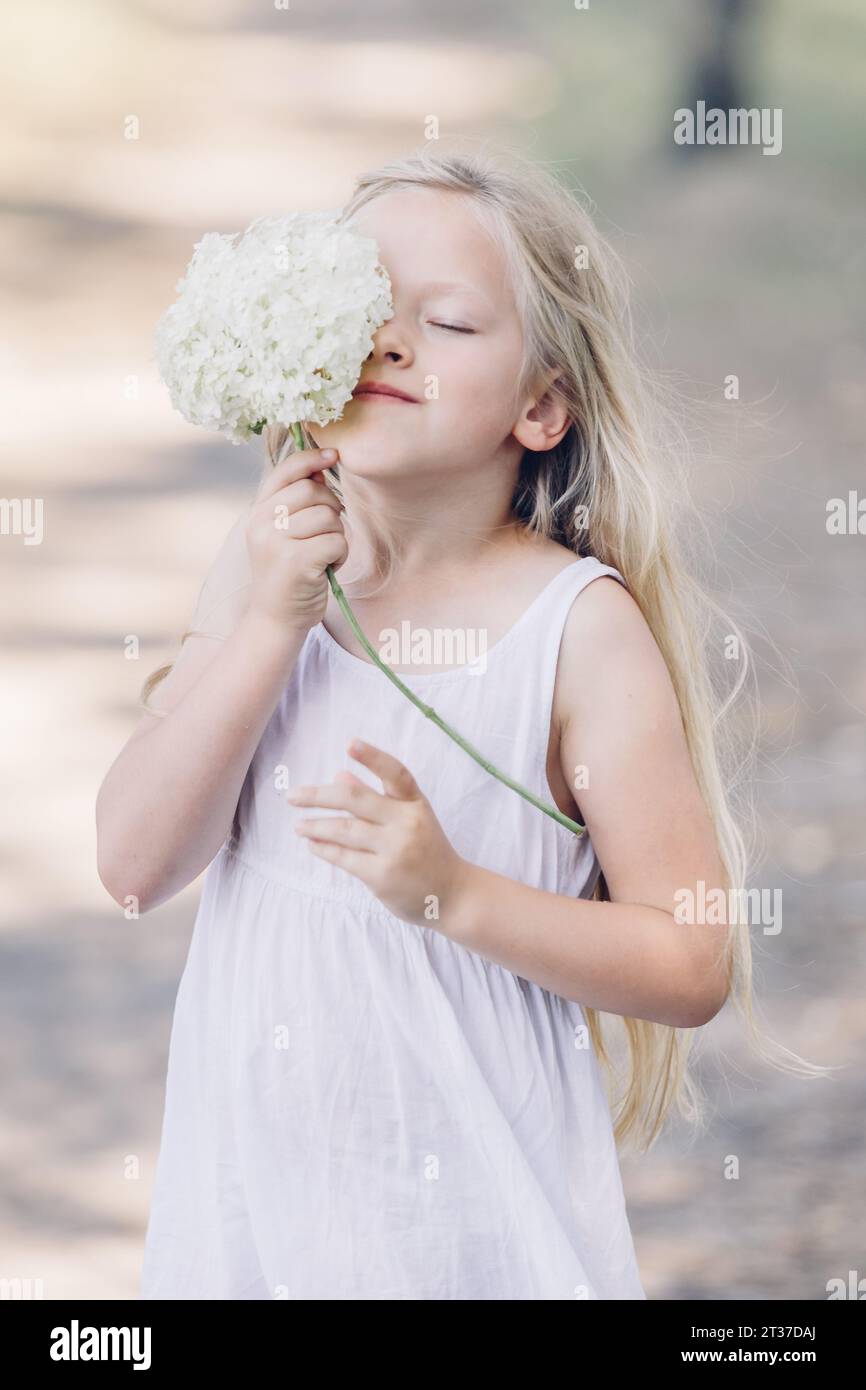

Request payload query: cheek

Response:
[441,336,519,399]
[440,355,517,438]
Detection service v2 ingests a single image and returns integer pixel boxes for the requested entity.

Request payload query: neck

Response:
[335,457,528,587]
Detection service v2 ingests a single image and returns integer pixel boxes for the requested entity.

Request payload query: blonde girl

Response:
[97,144,822,1301]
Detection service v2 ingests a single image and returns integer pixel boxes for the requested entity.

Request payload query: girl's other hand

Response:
[246,447,348,636]
[288,739,474,929]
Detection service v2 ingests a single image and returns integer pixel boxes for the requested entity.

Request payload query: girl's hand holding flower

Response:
[288,739,474,929]
[246,445,348,636]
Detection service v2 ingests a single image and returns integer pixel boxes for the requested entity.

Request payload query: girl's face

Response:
[308,187,527,480]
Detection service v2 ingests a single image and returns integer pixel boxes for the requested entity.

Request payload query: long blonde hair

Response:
[144,142,830,1151]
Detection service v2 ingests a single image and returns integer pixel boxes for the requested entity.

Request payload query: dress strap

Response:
[536,556,629,773]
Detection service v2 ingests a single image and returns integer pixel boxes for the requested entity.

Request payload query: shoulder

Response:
[563,562,646,648]
[553,562,677,733]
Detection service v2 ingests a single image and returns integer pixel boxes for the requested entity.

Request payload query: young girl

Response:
[97,146,816,1301]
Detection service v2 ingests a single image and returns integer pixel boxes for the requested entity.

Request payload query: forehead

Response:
[352,186,512,307]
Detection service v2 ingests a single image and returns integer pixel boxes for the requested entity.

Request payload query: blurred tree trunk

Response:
[681,0,756,157]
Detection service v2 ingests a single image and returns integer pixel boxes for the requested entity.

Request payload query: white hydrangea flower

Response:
[154,211,393,444]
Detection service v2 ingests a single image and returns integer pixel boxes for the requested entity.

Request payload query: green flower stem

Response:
[291,421,585,837]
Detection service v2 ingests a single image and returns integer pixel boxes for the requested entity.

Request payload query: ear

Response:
[511,370,572,453]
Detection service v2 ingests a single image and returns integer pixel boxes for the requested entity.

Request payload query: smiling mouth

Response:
[353,393,417,404]
[351,386,420,404]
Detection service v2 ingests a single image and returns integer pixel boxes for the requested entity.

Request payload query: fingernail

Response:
[321,449,338,462]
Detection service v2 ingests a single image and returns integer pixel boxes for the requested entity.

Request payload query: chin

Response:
[327,434,417,478]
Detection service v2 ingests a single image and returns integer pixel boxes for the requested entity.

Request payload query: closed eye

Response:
[429,321,476,334]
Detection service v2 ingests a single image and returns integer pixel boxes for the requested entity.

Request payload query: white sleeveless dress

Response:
[139,555,647,1301]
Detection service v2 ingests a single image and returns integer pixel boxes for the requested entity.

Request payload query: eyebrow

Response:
[417,279,493,306]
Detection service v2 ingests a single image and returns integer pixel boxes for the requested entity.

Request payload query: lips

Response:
[351,382,420,404]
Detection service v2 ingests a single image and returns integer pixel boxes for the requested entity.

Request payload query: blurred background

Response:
[1,0,864,1299]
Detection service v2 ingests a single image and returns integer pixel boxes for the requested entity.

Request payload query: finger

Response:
[277,476,345,516]
[303,838,372,878]
[296,530,350,573]
[335,770,369,790]
[346,739,421,801]
[256,447,340,504]
[286,778,388,823]
[294,815,378,851]
[260,483,343,535]
[280,504,345,541]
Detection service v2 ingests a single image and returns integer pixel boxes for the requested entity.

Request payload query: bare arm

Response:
[95,446,346,913]
[446,577,731,1027]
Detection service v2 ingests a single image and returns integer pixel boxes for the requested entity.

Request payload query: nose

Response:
[366,313,414,366]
